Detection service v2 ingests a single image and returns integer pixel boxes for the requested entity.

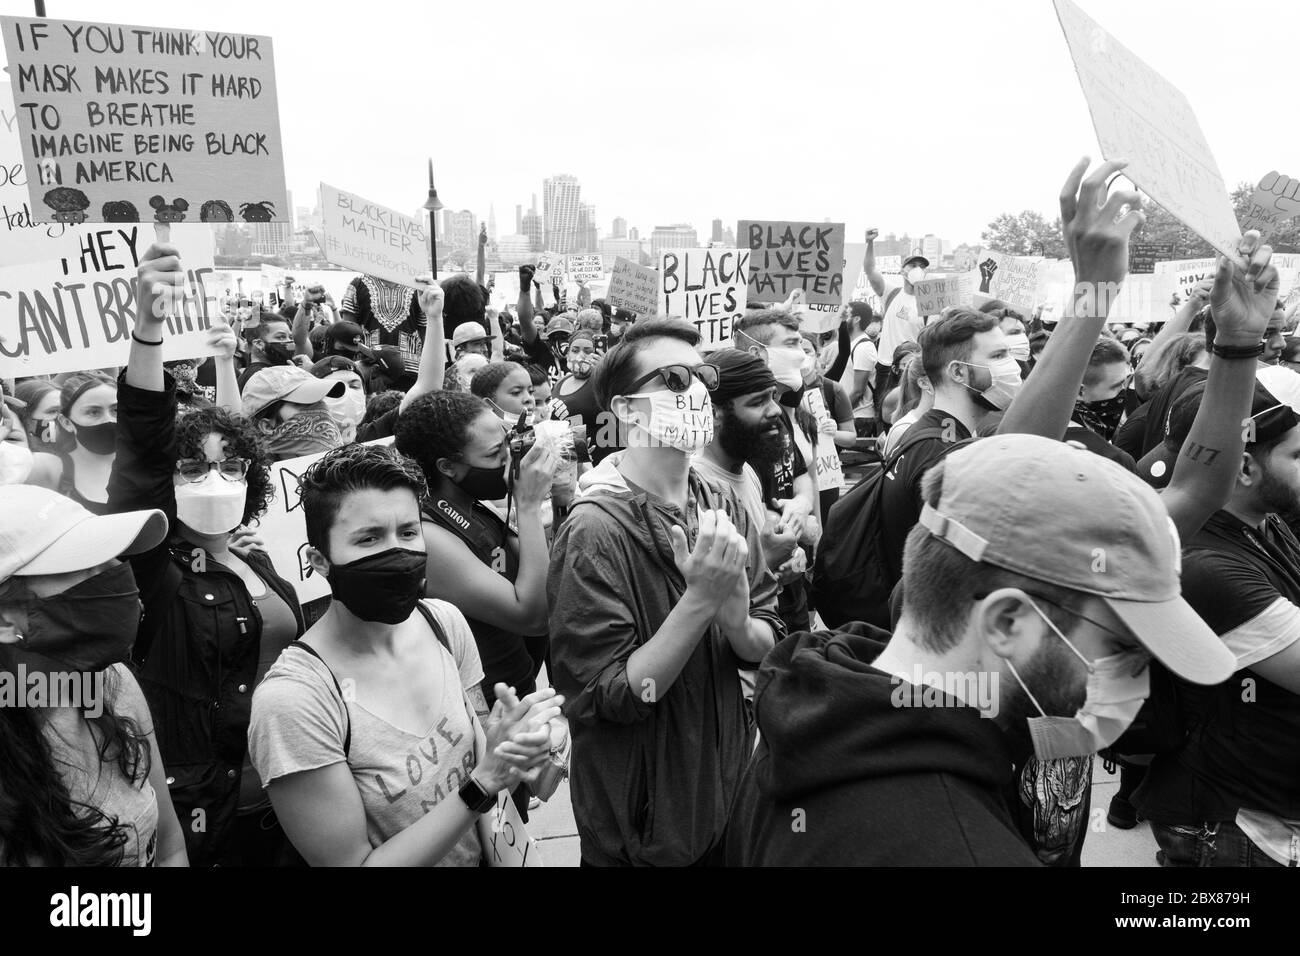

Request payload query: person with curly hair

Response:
[1,485,187,867]
[106,239,306,866]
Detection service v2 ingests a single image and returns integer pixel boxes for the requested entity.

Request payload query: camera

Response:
[507,414,535,479]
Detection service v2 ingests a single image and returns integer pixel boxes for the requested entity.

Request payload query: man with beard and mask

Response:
[875,309,1018,597]
[864,229,929,420]
[1135,365,1300,866]
[1065,337,1136,471]
[241,365,346,462]
[549,318,783,867]
[726,434,1236,865]
[549,330,620,465]
[237,313,302,390]
[732,310,820,634]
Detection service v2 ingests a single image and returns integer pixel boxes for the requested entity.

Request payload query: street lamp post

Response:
[423,159,444,279]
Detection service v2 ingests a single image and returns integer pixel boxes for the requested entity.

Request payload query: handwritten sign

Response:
[660,247,748,351]
[1128,241,1174,274]
[913,272,975,315]
[479,789,544,867]
[0,223,218,377]
[606,256,658,317]
[975,252,1042,313]
[565,254,602,283]
[319,182,428,287]
[795,302,842,334]
[1239,171,1300,236]
[1053,0,1240,258]
[738,220,845,306]
[534,251,564,285]
[1153,257,1217,304]
[804,387,845,492]
[1,15,288,225]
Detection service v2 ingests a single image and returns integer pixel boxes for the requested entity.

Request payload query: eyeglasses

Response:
[176,457,251,483]
[626,363,720,394]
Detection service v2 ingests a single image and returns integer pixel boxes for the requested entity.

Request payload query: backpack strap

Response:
[414,600,453,655]
[288,641,351,759]
[883,285,902,316]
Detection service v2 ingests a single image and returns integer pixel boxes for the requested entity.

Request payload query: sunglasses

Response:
[176,457,251,483]
[626,363,720,394]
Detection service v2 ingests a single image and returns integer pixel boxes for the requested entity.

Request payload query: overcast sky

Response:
[2,0,1291,246]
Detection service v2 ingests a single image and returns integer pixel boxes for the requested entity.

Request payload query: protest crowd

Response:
[5,7,1300,872]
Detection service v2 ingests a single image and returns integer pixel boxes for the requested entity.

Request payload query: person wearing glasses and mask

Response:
[548,317,784,867]
[106,240,305,867]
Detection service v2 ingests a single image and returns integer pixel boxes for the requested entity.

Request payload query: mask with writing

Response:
[623,381,714,453]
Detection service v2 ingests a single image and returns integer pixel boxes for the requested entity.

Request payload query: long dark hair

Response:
[0,584,151,866]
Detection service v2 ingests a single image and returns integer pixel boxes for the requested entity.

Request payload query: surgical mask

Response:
[456,463,510,502]
[766,346,807,391]
[72,420,118,456]
[957,357,1022,411]
[489,399,533,429]
[1074,392,1127,443]
[624,380,714,453]
[1004,332,1031,362]
[325,547,427,625]
[0,442,34,484]
[324,387,366,430]
[174,471,248,535]
[905,267,925,285]
[1006,599,1150,760]
[12,562,141,671]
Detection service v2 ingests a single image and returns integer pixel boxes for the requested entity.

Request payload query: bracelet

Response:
[131,332,162,347]
[1209,341,1264,360]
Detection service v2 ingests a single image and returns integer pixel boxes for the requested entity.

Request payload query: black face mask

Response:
[13,562,140,671]
[778,382,806,409]
[262,342,295,366]
[1075,393,1127,442]
[72,420,118,456]
[455,463,510,502]
[326,548,427,625]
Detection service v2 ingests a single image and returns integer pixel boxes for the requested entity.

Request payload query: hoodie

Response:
[549,455,784,866]
[726,627,1041,866]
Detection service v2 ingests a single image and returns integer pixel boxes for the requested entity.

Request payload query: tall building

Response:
[488,205,498,242]
[522,208,542,252]
[919,233,942,263]
[543,174,582,253]
[711,219,723,243]
[251,222,293,257]
[599,237,645,268]
[651,223,698,260]
[722,226,735,246]
[444,209,478,254]
[515,204,523,235]
[576,203,598,253]
[496,235,532,264]
[611,216,627,239]
[628,226,640,241]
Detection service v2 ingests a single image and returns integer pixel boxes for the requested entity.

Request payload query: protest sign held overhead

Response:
[1053,0,1240,259]
[975,251,1042,313]
[1128,241,1174,275]
[913,272,975,315]
[738,220,845,306]
[534,251,564,284]
[1239,171,1300,237]
[660,247,748,350]
[606,256,658,316]
[1,15,288,225]
[319,183,428,287]
[0,222,218,377]
[565,254,602,282]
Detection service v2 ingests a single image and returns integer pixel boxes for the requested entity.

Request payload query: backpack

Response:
[811,423,965,629]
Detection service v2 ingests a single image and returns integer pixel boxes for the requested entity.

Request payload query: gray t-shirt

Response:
[248,600,486,866]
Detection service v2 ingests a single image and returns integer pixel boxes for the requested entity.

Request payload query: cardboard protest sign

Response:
[913,272,975,315]
[319,183,428,287]
[2,15,288,226]
[534,251,564,285]
[795,302,842,334]
[480,788,543,868]
[841,242,867,306]
[1034,259,1078,323]
[1101,273,1177,325]
[0,223,218,377]
[1153,257,1217,304]
[1239,171,1300,236]
[804,387,846,492]
[565,254,602,283]
[1053,0,1240,259]
[492,271,520,309]
[660,247,748,350]
[874,254,902,275]
[1,81,77,266]
[606,256,658,316]
[1128,241,1174,275]
[738,220,845,306]
[975,251,1043,313]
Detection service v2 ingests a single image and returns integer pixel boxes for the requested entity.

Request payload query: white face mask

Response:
[905,267,925,285]
[957,357,1023,411]
[1004,332,1031,363]
[174,471,248,536]
[623,380,714,453]
[766,346,807,390]
[1006,599,1150,760]
[0,442,34,485]
[324,387,366,431]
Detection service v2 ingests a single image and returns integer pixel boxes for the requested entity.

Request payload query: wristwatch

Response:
[458,776,496,814]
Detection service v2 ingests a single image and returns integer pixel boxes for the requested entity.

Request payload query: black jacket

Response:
[108,374,303,867]
[726,626,1041,866]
